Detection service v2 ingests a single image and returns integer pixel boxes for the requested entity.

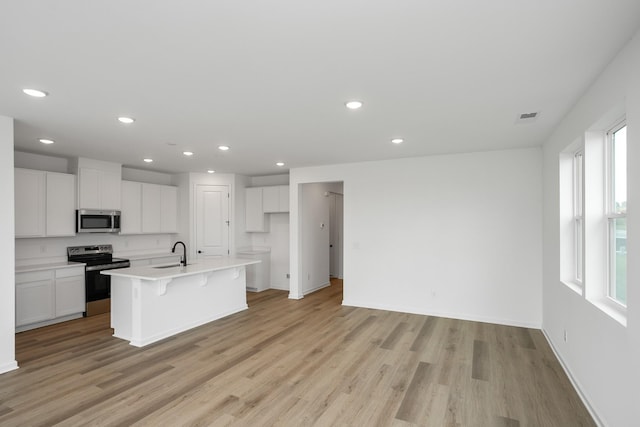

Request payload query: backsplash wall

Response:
[15,234,174,266]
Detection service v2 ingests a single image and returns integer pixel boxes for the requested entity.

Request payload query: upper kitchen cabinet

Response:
[262,185,289,213]
[120,180,142,234]
[245,185,289,233]
[15,168,45,237]
[72,158,122,210]
[160,185,178,233]
[120,181,177,234]
[15,168,76,238]
[245,187,268,232]
[45,172,76,236]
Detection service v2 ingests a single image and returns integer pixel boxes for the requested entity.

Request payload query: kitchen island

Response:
[102,258,260,347]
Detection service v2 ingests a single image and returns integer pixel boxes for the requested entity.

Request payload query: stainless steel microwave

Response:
[76,209,121,233]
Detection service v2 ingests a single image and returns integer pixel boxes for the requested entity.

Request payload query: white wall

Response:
[14,151,69,173]
[0,117,17,374]
[542,31,640,426]
[15,234,174,266]
[290,147,543,327]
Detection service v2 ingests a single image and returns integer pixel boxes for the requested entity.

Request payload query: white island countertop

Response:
[101,257,260,281]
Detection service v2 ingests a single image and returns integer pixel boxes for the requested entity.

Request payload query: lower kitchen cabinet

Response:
[54,268,86,317]
[237,249,271,292]
[15,271,55,326]
[16,266,86,332]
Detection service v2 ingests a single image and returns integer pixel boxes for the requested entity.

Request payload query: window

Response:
[574,150,584,284]
[607,122,627,306]
[559,141,585,293]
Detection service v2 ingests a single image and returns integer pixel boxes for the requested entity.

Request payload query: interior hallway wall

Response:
[290,147,542,327]
[0,116,17,374]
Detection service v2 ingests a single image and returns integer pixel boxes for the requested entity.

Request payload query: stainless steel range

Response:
[67,245,130,316]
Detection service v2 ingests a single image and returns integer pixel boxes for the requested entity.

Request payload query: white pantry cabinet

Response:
[15,168,76,238]
[16,265,85,331]
[120,181,177,234]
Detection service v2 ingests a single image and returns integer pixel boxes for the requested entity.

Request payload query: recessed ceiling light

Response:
[118,116,135,124]
[23,88,48,98]
[345,100,363,110]
[183,151,194,156]
[276,162,285,167]
[207,170,215,174]
[218,145,230,151]
[39,138,54,144]
[143,158,153,163]
[391,138,404,144]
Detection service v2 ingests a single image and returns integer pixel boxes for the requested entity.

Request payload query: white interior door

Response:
[195,185,229,259]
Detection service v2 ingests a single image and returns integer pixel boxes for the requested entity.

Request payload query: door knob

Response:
[198,250,202,254]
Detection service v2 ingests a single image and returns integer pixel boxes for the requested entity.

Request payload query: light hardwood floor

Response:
[1,280,594,426]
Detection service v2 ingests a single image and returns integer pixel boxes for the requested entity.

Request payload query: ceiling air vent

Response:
[516,111,540,123]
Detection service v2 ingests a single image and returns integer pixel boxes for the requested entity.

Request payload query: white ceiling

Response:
[2,1,640,176]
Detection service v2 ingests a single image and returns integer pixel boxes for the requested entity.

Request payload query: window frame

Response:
[604,119,627,307]
[573,149,585,285]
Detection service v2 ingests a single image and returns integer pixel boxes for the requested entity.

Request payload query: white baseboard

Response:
[302,281,330,296]
[541,329,604,427]
[341,299,541,329]
[0,360,18,375]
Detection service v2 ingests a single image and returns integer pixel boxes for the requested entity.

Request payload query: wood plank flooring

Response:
[0,280,595,426]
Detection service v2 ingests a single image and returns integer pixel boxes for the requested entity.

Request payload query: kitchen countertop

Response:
[16,261,86,273]
[102,257,260,281]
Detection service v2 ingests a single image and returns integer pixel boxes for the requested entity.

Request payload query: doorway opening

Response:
[299,182,343,302]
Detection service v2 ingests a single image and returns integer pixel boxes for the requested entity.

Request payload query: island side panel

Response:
[132,267,249,347]
[111,275,133,341]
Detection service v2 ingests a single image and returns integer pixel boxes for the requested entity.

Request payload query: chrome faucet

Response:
[172,241,187,266]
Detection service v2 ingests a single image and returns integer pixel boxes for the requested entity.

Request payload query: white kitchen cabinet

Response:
[54,267,86,317]
[160,185,178,233]
[121,182,177,235]
[16,266,85,331]
[237,249,271,292]
[14,168,46,238]
[78,167,121,210]
[16,271,55,327]
[142,183,162,233]
[120,181,142,234]
[15,169,76,238]
[45,172,76,236]
[263,185,289,213]
[245,187,268,232]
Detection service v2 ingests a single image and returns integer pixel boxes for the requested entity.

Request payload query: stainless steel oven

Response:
[67,245,129,316]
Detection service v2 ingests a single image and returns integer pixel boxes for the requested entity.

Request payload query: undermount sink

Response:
[153,264,182,269]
